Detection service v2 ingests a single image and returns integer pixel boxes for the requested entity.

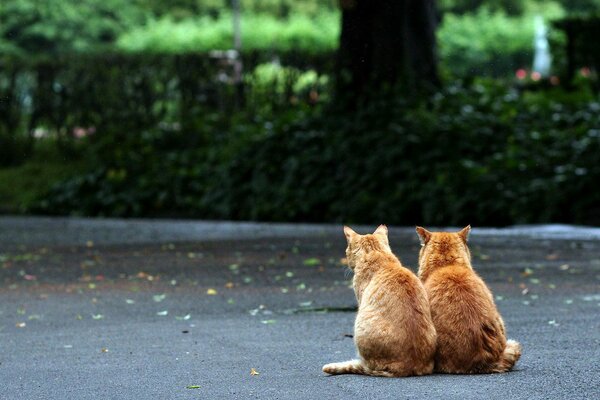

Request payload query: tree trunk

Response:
[336,0,440,103]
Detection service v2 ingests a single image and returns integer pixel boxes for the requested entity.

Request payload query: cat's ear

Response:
[374,224,389,245]
[373,224,388,237]
[458,225,471,242]
[344,226,357,242]
[416,226,432,246]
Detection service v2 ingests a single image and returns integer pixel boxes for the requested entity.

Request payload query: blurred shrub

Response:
[0,53,329,166]
[438,10,534,76]
[245,63,329,116]
[438,2,565,77]
[37,81,600,225]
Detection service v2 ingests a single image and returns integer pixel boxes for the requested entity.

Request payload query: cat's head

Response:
[415,226,472,272]
[343,225,391,270]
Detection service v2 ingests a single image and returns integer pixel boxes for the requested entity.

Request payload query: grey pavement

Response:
[3,216,600,247]
[1,217,599,399]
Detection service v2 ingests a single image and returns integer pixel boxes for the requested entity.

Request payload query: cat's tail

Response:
[492,339,521,372]
[322,359,394,377]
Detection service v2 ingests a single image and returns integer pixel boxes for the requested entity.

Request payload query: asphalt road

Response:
[1,217,599,399]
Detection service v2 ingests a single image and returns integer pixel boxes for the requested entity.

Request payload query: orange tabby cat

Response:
[323,225,437,377]
[416,225,521,374]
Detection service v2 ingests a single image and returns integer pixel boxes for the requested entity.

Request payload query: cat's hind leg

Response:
[322,359,394,377]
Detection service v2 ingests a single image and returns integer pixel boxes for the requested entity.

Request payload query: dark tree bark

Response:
[336,0,440,103]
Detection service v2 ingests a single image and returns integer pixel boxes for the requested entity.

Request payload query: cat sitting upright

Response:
[323,225,437,377]
[416,225,521,374]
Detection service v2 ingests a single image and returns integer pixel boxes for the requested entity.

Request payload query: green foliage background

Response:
[0,0,586,75]
[1,0,600,224]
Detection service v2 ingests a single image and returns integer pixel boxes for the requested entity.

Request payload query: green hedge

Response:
[36,81,600,226]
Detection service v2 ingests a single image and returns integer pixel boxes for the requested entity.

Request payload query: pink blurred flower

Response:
[72,126,96,139]
[580,67,591,77]
[531,71,541,81]
[515,69,527,80]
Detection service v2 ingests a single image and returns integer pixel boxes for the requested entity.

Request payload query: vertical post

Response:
[232,0,244,107]
[565,22,576,89]
[233,0,242,52]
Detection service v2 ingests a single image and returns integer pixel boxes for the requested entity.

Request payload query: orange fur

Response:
[323,225,437,377]
[416,226,521,374]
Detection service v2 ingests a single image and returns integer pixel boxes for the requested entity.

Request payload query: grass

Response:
[116,12,340,54]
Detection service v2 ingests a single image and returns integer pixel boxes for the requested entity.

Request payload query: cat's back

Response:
[426,265,505,372]
[425,265,494,310]
[370,253,426,301]
[361,253,433,333]
[356,252,436,371]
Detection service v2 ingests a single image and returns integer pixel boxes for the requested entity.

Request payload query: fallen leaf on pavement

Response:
[153,294,166,302]
[16,322,26,328]
[303,258,321,266]
[186,385,201,389]
[250,368,260,376]
[522,268,534,277]
[207,288,218,295]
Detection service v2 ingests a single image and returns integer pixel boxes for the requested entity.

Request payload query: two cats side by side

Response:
[322,225,521,377]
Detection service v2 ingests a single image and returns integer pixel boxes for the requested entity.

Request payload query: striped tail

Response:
[322,359,394,377]
[492,339,522,372]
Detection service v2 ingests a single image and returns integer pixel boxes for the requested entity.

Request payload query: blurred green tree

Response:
[0,0,145,56]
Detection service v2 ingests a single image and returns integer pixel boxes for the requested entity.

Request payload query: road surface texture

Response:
[1,217,599,399]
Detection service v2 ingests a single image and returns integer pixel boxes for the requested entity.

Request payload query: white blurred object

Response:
[533,15,552,77]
